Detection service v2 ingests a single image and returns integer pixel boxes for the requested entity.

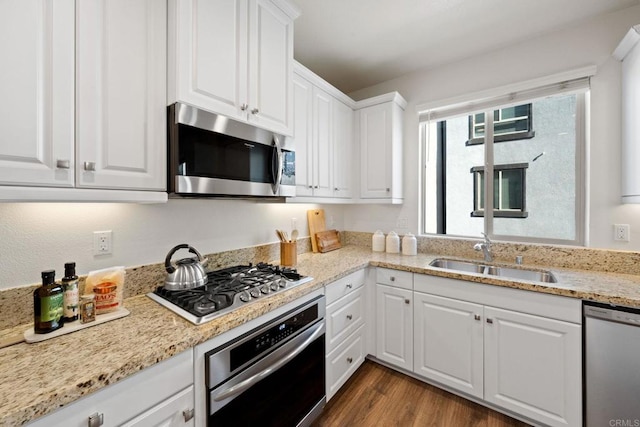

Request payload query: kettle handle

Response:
[165,244,204,274]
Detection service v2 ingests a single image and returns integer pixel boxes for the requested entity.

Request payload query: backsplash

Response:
[344,231,640,275]
[0,238,312,330]
[2,231,640,330]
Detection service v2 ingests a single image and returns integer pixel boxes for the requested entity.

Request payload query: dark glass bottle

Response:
[34,270,64,333]
[62,262,79,322]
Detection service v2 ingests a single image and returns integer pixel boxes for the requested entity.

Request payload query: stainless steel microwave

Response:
[167,103,295,198]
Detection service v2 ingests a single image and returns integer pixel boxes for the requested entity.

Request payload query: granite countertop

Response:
[2,245,640,426]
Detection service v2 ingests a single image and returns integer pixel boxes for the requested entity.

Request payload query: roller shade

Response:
[418,65,595,122]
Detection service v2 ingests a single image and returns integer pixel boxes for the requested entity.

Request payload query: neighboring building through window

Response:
[467,104,535,145]
[471,163,528,218]
[421,89,586,244]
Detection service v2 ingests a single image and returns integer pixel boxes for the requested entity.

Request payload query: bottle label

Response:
[63,282,79,318]
[41,293,64,323]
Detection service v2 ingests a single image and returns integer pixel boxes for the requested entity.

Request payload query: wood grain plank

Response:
[313,361,530,427]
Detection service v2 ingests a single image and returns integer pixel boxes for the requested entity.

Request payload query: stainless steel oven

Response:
[205,295,325,426]
[167,102,295,199]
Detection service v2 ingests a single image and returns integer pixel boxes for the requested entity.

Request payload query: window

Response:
[467,104,535,145]
[471,163,528,218]
[420,74,589,245]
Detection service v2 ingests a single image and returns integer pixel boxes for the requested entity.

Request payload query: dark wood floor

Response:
[312,361,531,427]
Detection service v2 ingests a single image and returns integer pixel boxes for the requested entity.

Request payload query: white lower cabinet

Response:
[484,307,581,427]
[375,283,413,371]
[412,273,582,427]
[28,349,194,427]
[325,269,367,400]
[413,292,484,398]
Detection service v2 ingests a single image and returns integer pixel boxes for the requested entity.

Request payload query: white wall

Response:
[0,200,345,289]
[346,4,640,251]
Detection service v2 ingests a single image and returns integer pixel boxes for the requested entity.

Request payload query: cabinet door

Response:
[376,284,413,370]
[484,307,581,427]
[312,86,334,197]
[121,386,194,427]
[332,99,354,198]
[77,0,166,190]
[0,0,74,187]
[291,73,313,196]
[170,0,247,121]
[413,293,484,398]
[247,0,294,135]
[360,103,392,198]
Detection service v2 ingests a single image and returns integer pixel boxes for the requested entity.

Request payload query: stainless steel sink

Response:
[429,258,557,283]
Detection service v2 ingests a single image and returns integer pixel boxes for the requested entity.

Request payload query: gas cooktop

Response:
[147,263,313,325]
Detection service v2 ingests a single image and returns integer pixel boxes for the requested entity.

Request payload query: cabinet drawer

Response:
[28,349,193,427]
[326,325,365,401]
[326,287,365,352]
[325,269,365,305]
[376,268,412,290]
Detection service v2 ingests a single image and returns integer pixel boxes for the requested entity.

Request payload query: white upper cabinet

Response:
[614,25,640,203]
[77,0,167,191]
[290,62,355,201]
[332,98,354,198]
[0,0,75,187]
[357,93,406,203]
[169,0,298,136]
[0,0,167,201]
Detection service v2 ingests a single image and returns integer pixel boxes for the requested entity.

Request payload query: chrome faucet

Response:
[474,232,493,262]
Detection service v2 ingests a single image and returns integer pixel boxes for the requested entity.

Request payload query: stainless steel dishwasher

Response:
[584,301,640,427]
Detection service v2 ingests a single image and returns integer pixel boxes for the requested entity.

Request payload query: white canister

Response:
[372,230,386,252]
[386,231,400,254]
[402,233,417,256]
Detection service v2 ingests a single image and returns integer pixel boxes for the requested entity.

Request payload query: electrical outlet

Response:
[397,217,408,229]
[291,217,297,231]
[614,224,630,242]
[93,230,112,255]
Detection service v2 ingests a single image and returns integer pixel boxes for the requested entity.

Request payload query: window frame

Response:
[466,104,535,146]
[471,163,529,218]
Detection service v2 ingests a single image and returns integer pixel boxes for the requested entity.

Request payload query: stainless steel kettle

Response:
[164,244,208,290]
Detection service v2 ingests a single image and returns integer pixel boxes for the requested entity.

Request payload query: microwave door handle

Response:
[212,321,324,402]
[271,136,283,195]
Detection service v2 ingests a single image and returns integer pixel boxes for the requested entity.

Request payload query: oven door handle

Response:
[212,321,324,402]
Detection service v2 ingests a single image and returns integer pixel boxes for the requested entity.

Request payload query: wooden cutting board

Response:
[307,209,326,253]
[316,229,341,253]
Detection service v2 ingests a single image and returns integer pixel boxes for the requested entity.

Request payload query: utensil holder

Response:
[280,242,297,267]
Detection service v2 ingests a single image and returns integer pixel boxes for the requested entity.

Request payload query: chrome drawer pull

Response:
[486,318,493,324]
[347,357,353,364]
[56,159,70,169]
[346,283,353,289]
[404,299,410,304]
[87,412,103,427]
[346,314,353,320]
[183,408,195,422]
[84,161,96,171]
[474,314,481,321]
[251,108,259,114]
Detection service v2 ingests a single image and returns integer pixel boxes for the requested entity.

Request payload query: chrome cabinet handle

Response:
[240,103,248,111]
[404,298,410,304]
[334,188,339,191]
[84,161,96,171]
[251,108,259,114]
[308,185,313,189]
[183,408,195,422]
[56,159,70,169]
[314,185,319,189]
[88,412,104,427]
[474,314,481,321]
[346,314,353,320]
[486,318,493,324]
[390,276,396,282]
[346,283,353,289]
[347,357,353,364]
[386,188,390,192]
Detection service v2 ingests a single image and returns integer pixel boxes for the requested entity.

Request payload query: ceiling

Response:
[293,0,640,94]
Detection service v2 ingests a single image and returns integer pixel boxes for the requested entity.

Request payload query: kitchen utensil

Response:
[164,244,208,290]
[276,229,286,242]
[290,229,299,242]
[316,229,341,253]
[307,209,326,252]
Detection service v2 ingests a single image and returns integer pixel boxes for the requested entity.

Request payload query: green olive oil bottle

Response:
[34,270,64,333]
